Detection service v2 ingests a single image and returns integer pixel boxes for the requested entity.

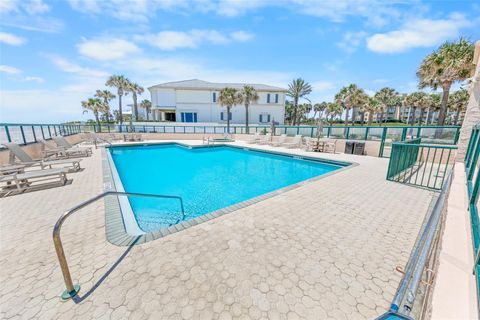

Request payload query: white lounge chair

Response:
[255,135,271,145]
[4,143,82,172]
[39,139,89,159]
[282,135,303,148]
[246,133,261,144]
[269,134,287,147]
[52,136,92,155]
[0,167,69,196]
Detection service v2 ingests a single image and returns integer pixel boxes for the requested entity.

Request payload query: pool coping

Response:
[101,141,357,246]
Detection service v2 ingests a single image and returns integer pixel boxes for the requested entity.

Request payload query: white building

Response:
[146,79,287,124]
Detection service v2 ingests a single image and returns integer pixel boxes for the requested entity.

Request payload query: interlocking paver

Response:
[0,140,435,319]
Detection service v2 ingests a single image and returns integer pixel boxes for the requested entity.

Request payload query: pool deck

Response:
[0,140,435,319]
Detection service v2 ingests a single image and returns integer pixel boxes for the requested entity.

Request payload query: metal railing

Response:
[0,123,81,146]
[0,123,460,157]
[387,140,457,190]
[464,124,480,314]
[378,171,453,320]
[53,191,184,300]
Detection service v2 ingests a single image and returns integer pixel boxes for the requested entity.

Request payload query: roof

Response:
[148,79,287,92]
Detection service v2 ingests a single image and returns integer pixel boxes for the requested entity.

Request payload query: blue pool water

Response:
[109,144,344,232]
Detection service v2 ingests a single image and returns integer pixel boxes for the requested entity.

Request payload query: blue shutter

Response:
[220,112,224,120]
[181,113,185,122]
[267,94,270,103]
[275,94,279,103]
[259,114,262,122]
[267,115,271,122]
[213,92,216,102]
[193,113,197,122]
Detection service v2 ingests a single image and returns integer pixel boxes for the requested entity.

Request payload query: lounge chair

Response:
[255,135,271,145]
[269,134,287,147]
[281,135,303,148]
[4,143,82,172]
[123,133,142,142]
[246,133,261,144]
[0,167,69,196]
[52,136,92,155]
[39,139,89,159]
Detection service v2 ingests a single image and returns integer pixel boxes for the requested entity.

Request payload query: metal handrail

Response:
[386,170,453,317]
[53,191,185,300]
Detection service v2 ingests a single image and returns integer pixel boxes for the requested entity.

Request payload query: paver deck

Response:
[0,140,435,319]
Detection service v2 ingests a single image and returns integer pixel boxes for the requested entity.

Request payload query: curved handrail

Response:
[53,191,185,300]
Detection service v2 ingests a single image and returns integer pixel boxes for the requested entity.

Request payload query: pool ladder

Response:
[53,191,184,300]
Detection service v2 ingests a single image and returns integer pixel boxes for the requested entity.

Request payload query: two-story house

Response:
[146,79,287,124]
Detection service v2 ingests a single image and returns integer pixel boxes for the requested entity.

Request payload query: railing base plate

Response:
[60,284,80,300]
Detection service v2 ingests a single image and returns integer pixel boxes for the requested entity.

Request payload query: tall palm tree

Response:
[302,103,313,122]
[313,102,327,120]
[449,89,469,125]
[218,87,242,134]
[428,93,441,124]
[418,93,431,125]
[335,84,362,125]
[374,87,398,125]
[405,92,427,125]
[94,90,115,122]
[82,98,106,129]
[140,99,152,121]
[335,86,350,125]
[106,75,130,124]
[128,82,144,121]
[240,85,259,133]
[364,97,381,126]
[287,78,312,126]
[325,102,342,125]
[416,38,474,125]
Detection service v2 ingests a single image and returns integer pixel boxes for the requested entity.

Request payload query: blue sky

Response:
[0,0,479,123]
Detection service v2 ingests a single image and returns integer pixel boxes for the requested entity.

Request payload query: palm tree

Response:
[335,84,362,125]
[106,75,130,124]
[374,87,398,125]
[449,89,469,125]
[302,103,313,122]
[349,87,368,125]
[405,92,427,125]
[287,78,312,126]
[364,97,381,126]
[326,102,342,125]
[313,102,327,120]
[82,98,106,129]
[240,85,259,133]
[428,93,441,124]
[140,99,152,121]
[94,90,115,122]
[128,82,144,121]
[418,93,431,125]
[218,87,242,134]
[416,38,474,125]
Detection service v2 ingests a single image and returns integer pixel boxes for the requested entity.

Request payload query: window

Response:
[275,94,279,103]
[181,112,198,123]
[220,112,232,121]
[212,92,216,102]
[259,114,271,123]
[267,93,271,103]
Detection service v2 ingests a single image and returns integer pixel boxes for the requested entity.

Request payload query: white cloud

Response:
[230,31,254,42]
[23,76,45,83]
[0,0,18,14]
[136,29,254,51]
[0,65,22,74]
[0,32,26,45]
[45,54,109,78]
[366,13,472,53]
[336,31,367,53]
[311,81,335,91]
[77,38,141,61]
[24,0,49,15]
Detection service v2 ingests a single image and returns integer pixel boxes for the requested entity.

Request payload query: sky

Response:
[0,0,479,123]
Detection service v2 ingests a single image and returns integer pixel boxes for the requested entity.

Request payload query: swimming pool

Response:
[108,143,347,234]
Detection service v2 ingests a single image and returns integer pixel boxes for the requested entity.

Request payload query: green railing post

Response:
[40,125,45,139]
[20,126,26,144]
[47,126,52,138]
[364,127,369,141]
[346,127,350,139]
[31,126,37,142]
[327,127,331,138]
[454,127,460,144]
[54,126,57,136]
[379,127,388,157]
[467,138,480,181]
[4,125,11,142]
[401,127,407,141]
